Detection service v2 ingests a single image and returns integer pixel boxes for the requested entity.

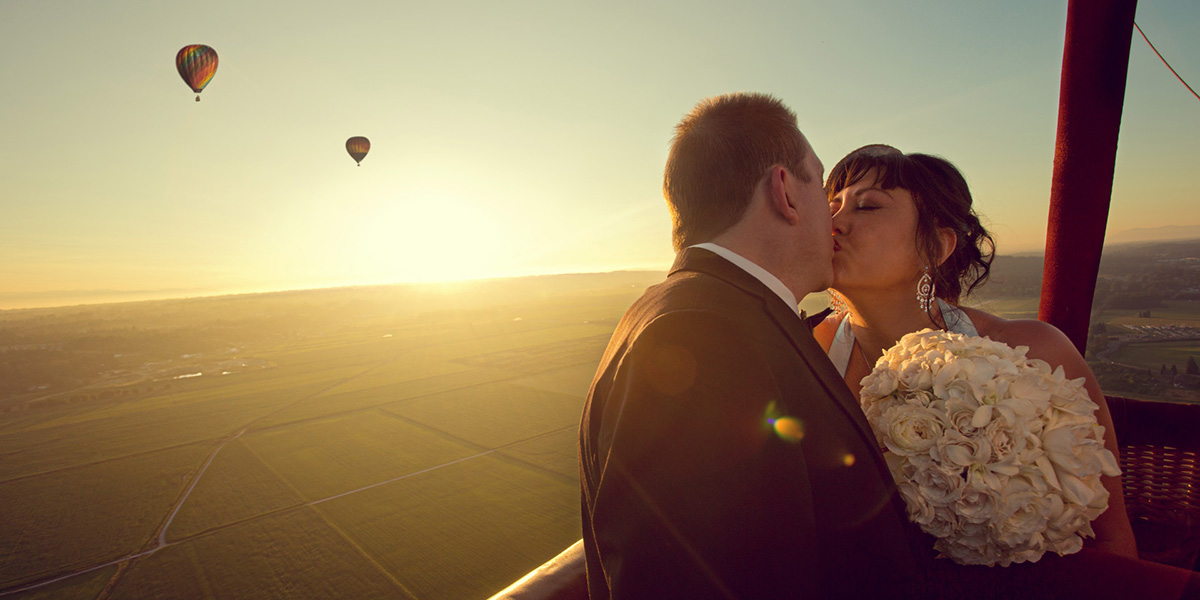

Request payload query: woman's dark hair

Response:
[824,144,995,303]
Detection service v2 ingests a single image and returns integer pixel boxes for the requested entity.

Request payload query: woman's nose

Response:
[831,208,846,234]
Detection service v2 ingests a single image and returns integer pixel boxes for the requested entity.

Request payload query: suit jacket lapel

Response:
[671,248,878,444]
[764,299,879,441]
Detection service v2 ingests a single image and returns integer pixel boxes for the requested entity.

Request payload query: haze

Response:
[2,0,1198,309]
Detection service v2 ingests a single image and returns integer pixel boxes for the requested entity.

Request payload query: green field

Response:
[109,509,406,600]
[1,443,213,588]
[0,275,647,599]
[166,438,305,541]
[10,565,117,600]
[1110,341,1200,371]
[313,455,580,600]
[3,270,1197,597]
[1099,300,1200,328]
[245,410,482,502]
[965,296,1041,320]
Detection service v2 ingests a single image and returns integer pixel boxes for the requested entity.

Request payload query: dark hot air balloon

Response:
[176,44,218,102]
[346,137,371,166]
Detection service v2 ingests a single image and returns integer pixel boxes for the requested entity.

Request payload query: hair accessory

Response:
[917,266,936,312]
[828,289,848,314]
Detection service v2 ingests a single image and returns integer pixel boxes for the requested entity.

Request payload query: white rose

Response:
[945,396,982,436]
[901,388,938,407]
[881,404,947,457]
[897,480,936,525]
[912,462,966,505]
[897,361,935,392]
[956,484,1002,524]
[861,367,899,398]
[930,429,989,469]
[924,505,961,539]
[860,394,903,439]
[983,418,1025,465]
[994,484,1052,547]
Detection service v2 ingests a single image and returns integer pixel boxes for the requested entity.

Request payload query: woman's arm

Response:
[983,315,1139,559]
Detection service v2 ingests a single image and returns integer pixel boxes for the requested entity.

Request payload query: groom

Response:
[577,93,1200,599]
[578,93,926,598]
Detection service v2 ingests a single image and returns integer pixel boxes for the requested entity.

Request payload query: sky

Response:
[1,0,1198,309]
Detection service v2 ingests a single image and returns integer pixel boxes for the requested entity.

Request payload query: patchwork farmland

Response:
[0,273,678,599]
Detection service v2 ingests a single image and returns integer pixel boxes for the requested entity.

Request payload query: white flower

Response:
[897,480,935,525]
[857,329,1120,567]
[880,404,947,457]
[912,461,966,505]
[956,483,1002,524]
[930,430,989,469]
[862,366,899,398]
[983,418,1025,465]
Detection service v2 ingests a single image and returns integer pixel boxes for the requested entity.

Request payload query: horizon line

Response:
[5,235,1200,312]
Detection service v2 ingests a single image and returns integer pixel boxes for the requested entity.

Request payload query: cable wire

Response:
[1133,21,1200,103]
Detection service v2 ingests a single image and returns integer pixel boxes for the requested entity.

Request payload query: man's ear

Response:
[767,165,800,225]
[936,228,958,266]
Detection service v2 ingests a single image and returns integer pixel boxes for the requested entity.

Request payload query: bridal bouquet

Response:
[858,329,1121,567]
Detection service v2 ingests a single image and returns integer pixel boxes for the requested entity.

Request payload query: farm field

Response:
[0,273,660,599]
[0,442,213,589]
[312,454,580,600]
[1095,301,1200,371]
[8,566,116,600]
[4,265,1200,597]
[109,509,405,600]
[966,296,1041,320]
[1101,300,1200,328]
[1110,341,1200,372]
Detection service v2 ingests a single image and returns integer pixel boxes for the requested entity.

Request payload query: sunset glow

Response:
[2,1,1197,309]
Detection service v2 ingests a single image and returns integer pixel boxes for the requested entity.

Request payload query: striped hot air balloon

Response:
[346,137,371,166]
[176,44,218,102]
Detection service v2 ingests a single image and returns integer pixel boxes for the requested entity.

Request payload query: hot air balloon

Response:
[346,137,371,166]
[176,44,218,102]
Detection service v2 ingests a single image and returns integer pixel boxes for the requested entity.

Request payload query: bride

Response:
[813,143,1137,558]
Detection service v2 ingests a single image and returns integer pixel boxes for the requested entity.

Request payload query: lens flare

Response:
[763,401,805,443]
[771,416,805,442]
[842,453,856,467]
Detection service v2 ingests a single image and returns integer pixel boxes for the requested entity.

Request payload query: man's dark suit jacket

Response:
[578,247,927,599]
[577,247,1200,600]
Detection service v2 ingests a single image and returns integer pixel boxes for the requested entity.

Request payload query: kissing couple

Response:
[502,93,1200,599]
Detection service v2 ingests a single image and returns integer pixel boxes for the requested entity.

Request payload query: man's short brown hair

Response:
[663,93,810,251]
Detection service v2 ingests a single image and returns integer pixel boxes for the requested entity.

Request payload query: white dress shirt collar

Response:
[689,242,800,317]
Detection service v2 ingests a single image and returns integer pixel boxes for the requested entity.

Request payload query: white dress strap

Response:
[937,298,979,337]
[827,298,978,378]
[828,314,855,378]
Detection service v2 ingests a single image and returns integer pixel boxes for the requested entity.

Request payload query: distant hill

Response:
[976,238,1200,303]
[967,238,1200,299]
[1107,225,1200,245]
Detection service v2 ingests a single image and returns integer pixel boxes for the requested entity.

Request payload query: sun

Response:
[337,192,511,284]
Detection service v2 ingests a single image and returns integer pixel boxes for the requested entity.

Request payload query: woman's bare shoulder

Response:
[961,306,1078,363]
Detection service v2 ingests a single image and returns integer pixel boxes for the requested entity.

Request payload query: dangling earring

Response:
[827,289,848,314]
[917,266,936,312]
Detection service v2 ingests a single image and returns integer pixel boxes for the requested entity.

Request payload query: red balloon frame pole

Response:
[1039,0,1138,355]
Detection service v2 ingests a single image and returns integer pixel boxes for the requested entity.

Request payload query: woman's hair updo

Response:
[825,144,995,303]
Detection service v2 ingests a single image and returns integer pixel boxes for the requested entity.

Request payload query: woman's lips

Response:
[833,240,842,252]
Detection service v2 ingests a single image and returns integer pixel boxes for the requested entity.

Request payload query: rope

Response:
[1133,21,1200,103]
